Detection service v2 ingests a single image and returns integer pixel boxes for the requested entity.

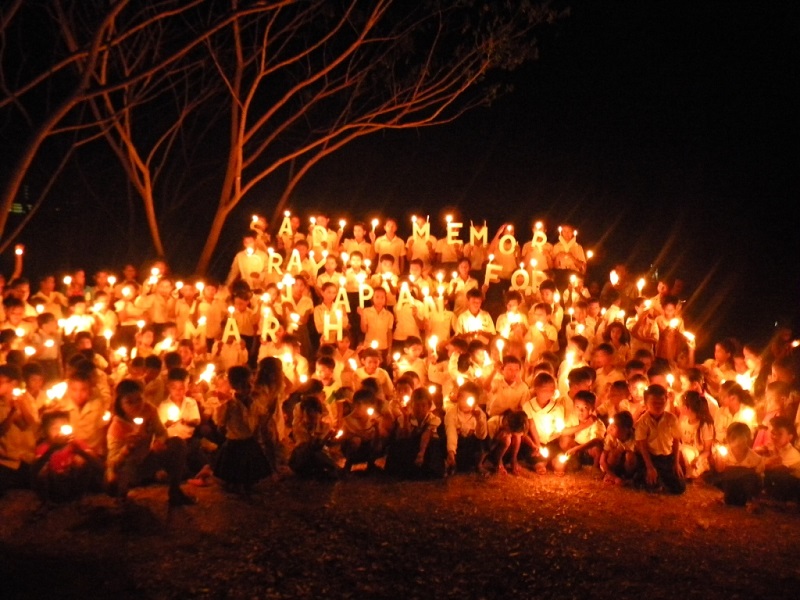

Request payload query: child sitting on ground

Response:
[599,410,636,485]
[634,384,686,495]
[709,422,764,507]
[555,390,605,473]
[385,388,444,479]
[33,411,103,503]
[289,396,341,480]
[341,388,383,473]
[485,410,528,475]
[760,416,800,502]
[444,382,488,475]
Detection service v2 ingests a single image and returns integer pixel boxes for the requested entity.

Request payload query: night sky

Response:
[4,1,798,351]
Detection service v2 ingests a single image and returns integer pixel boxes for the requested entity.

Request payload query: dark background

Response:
[4,1,798,352]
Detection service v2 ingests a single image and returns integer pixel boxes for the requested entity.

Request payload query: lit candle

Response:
[586,250,594,260]
[14,245,23,256]
[428,385,436,395]
[525,342,533,362]
[336,429,344,439]
[636,278,645,294]
[609,270,619,286]
[63,275,72,286]
[466,396,475,408]
[669,318,680,329]
[367,407,375,417]
[339,219,346,229]
[717,445,729,457]
[557,454,568,464]
[60,424,73,436]
[167,404,181,422]
[539,447,550,459]
[371,218,379,231]
[133,417,144,426]
[108,276,117,286]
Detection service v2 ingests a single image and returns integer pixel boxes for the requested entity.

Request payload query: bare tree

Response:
[193,0,553,272]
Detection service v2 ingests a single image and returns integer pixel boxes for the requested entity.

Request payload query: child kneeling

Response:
[289,396,342,479]
[634,384,685,495]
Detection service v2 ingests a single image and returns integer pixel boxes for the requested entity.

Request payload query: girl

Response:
[213,366,270,494]
[603,321,631,370]
[254,357,289,474]
[679,391,715,479]
[105,379,195,506]
[131,325,155,360]
[289,396,341,479]
[702,338,738,397]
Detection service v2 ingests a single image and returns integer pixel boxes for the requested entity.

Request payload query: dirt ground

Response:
[1,470,798,599]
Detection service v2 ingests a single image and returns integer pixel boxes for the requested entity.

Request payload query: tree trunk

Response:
[195,202,231,275]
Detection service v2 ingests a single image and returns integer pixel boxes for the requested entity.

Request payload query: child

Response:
[340,388,383,473]
[485,355,528,417]
[444,382,488,474]
[556,390,605,473]
[485,410,528,475]
[105,379,195,506]
[359,286,394,359]
[213,366,271,494]
[354,348,394,399]
[596,380,631,423]
[33,411,103,502]
[709,422,764,506]
[761,416,800,502]
[634,384,686,494]
[519,372,564,474]
[385,388,445,479]
[753,381,788,449]
[678,390,715,479]
[289,396,341,480]
[0,364,37,491]
[599,410,636,485]
[495,291,529,341]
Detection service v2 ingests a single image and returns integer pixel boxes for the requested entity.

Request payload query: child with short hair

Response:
[753,381,789,449]
[354,348,394,399]
[485,410,528,475]
[385,388,445,479]
[341,388,383,473]
[634,384,686,494]
[454,288,495,336]
[556,390,605,473]
[709,422,764,506]
[761,416,800,502]
[289,396,341,480]
[444,382,488,474]
[599,410,636,485]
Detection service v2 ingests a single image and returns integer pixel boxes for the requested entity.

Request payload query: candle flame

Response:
[60,424,73,436]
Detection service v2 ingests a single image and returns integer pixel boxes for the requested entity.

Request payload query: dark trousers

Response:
[707,467,762,506]
[637,453,686,495]
[764,468,800,502]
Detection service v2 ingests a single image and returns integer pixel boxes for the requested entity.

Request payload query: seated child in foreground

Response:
[289,396,341,480]
[341,388,383,473]
[444,382,488,474]
[599,410,636,485]
[760,416,800,502]
[385,388,445,479]
[554,390,605,474]
[634,384,686,495]
[33,411,103,503]
[709,422,764,506]
[484,410,528,476]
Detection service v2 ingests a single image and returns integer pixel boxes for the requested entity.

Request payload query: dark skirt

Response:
[214,437,271,486]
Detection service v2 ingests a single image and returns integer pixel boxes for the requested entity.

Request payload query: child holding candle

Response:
[373,218,405,274]
[444,382,488,474]
[33,410,103,502]
[754,381,789,449]
[341,388,383,473]
[485,356,528,418]
[385,387,445,479]
[709,422,764,506]
[448,258,479,316]
[106,379,195,506]
[0,365,36,491]
[454,289,495,337]
[289,396,341,479]
[214,366,271,494]
[599,410,636,485]
[634,384,686,494]
[556,391,605,473]
[359,287,394,360]
[484,409,529,475]
[354,348,394,400]
[678,391,715,479]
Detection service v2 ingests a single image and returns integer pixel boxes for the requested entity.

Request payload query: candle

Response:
[133,417,144,426]
[108,276,117,286]
[393,352,401,362]
[24,346,35,357]
[535,221,543,230]
[557,454,568,464]
[466,396,475,408]
[336,429,344,439]
[586,250,594,260]
[525,342,533,362]
[609,270,619,286]
[403,395,410,406]
[370,340,379,349]
[60,424,73,436]
[636,278,645,294]
[539,447,550,458]
[367,407,375,417]
[428,385,436,395]
[102,411,111,422]
[137,320,145,330]
[14,245,24,256]
[167,404,181,422]
[717,445,729,457]
[339,219,346,229]
[496,338,505,359]
[35,304,44,314]
[63,275,72,286]
[669,318,680,329]
[371,218,379,231]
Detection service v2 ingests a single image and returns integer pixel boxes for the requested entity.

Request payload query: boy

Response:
[359,287,394,359]
[341,388,383,473]
[557,390,605,472]
[0,365,37,491]
[485,410,528,475]
[761,416,800,502]
[634,384,685,494]
[444,382,488,474]
[289,396,341,479]
[313,282,350,345]
[372,218,405,274]
[354,348,394,400]
[710,421,764,506]
[385,388,444,479]
[495,291,529,341]
[485,356,528,417]
[454,288,495,337]
[448,258,479,316]
[592,343,625,408]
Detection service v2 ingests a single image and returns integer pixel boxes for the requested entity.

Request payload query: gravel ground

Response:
[1,471,799,599]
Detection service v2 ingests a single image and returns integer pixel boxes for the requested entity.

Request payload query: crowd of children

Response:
[1,214,798,512]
